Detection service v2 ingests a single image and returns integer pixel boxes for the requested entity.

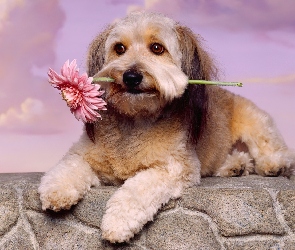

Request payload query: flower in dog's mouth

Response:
[48,60,243,123]
[93,77,243,87]
[48,59,106,123]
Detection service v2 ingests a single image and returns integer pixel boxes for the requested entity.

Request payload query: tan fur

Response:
[84,113,189,182]
[39,12,295,243]
[195,86,234,176]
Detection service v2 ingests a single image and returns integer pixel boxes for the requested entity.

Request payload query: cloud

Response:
[0,0,24,30]
[0,0,67,134]
[144,0,295,33]
[133,0,295,48]
[127,5,143,13]
[1,98,46,134]
[107,0,141,4]
[243,73,295,85]
[0,98,43,125]
[0,97,74,134]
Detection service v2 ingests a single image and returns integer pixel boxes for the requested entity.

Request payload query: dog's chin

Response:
[126,88,144,95]
[106,88,166,118]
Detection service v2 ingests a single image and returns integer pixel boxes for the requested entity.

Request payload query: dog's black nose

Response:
[123,70,143,88]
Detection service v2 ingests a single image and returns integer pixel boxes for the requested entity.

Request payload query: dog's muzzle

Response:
[123,70,143,89]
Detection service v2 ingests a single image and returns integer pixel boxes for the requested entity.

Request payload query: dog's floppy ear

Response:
[175,25,218,144]
[87,24,113,77]
[85,25,113,142]
[175,25,218,80]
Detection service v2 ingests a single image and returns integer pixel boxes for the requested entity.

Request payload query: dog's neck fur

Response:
[85,84,208,147]
[86,99,185,142]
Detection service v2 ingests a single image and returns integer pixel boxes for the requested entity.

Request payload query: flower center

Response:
[61,85,83,109]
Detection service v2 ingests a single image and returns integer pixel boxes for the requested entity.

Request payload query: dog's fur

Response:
[39,12,295,243]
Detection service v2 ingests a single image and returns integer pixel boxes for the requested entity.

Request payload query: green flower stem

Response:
[188,80,243,87]
[93,77,115,82]
[93,77,243,87]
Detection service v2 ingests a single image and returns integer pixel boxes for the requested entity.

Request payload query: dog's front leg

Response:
[38,153,100,211]
[101,158,200,243]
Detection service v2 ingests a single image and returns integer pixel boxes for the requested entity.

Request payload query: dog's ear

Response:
[87,24,113,77]
[85,25,113,143]
[175,25,218,80]
[175,25,218,144]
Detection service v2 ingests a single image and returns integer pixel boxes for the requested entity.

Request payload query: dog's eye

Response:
[150,43,165,55]
[114,43,126,55]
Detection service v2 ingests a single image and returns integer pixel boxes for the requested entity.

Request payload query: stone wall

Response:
[0,173,295,250]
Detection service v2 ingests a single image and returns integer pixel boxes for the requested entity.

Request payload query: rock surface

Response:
[0,173,295,249]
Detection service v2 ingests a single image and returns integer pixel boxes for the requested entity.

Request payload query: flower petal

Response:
[48,59,107,123]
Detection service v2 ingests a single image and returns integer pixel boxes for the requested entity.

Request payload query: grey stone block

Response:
[277,190,295,232]
[146,212,221,250]
[181,188,285,236]
[1,173,295,249]
[0,172,43,185]
[0,188,19,236]
[23,186,43,212]
[284,240,295,250]
[26,210,102,249]
[200,176,295,190]
[0,223,35,250]
[224,239,281,250]
[72,187,116,228]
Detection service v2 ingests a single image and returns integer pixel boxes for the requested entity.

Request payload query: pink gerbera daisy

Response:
[48,59,106,123]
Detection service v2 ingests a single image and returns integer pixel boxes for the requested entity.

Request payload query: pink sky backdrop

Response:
[0,0,294,173]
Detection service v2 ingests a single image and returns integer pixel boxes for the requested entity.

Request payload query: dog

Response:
[38,11,295,243]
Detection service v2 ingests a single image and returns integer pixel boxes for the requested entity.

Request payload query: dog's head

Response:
[87,12,217,142]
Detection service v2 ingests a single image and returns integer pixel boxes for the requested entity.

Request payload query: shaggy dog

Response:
[39,12,295,243]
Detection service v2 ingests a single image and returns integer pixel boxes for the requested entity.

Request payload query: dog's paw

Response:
[101,202,147,243]
[255,150,295,177]
[38,184,82,211]
[256,163,287,177]
[101,187,155,243]
[101,214,135,243]
[256,164,285,177]
[215,151,254,177]
[219,164,246,177]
